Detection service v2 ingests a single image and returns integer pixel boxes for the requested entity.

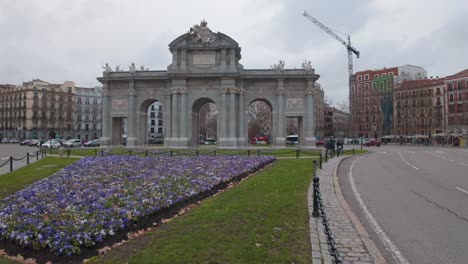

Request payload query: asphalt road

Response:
[338,145,468,264]
[0,144,42,175]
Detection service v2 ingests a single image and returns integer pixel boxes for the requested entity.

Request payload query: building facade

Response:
[393,78,445,137]
[351,65,427,138]
[0,80,75,140]
[444,69,468,136]
[74,86,103,140]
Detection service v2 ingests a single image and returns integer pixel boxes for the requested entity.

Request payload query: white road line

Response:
[456,187,468,195]
[457,162,468,166]
[398,152,421,171]
[350,156,409,264]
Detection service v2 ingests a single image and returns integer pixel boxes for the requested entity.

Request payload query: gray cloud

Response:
[1,0,467,106]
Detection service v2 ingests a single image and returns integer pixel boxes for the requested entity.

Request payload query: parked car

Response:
[83,139,100,147]
[364,139,381,147]
[149,138,164,145]
[315,139,325,147]
[20,139,32,146]
[64,139,82,148]
[27,139,41,147]
[41,140,61,149]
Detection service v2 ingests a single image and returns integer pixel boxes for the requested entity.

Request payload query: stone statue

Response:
[189,20,217,46]
[271,60,285,72]
[115,65,122,72]
[102,63,112,74]
[139,65,150,71]
[129,62,136,75]
[302,60,314,74]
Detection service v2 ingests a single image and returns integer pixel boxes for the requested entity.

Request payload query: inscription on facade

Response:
[193,53,216,66]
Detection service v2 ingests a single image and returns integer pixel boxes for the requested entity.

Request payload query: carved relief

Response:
[287,98,304,109]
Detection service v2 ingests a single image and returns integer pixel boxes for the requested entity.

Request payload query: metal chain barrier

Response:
[312,161,342,264]
[0,151,42,172]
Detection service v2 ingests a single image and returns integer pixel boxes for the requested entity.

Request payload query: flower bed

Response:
[0,155,275,256]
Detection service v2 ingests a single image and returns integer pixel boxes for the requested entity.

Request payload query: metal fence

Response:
[0,151,42,172]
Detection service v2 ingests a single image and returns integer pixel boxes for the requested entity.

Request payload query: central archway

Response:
[138,99,164,146]
[192,98,217,147]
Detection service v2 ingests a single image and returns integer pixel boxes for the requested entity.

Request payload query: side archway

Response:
[137,99,165,146]
[247,99,273,145]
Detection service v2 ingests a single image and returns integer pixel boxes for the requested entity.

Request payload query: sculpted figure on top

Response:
[302,60,314,74]
[189,20,217,46]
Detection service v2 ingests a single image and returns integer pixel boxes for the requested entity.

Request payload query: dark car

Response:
[364,139,381,147]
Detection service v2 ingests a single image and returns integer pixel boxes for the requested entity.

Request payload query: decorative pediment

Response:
[168,21,239,49]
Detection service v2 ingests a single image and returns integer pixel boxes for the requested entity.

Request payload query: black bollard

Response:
[312,176,320,218]
[36,151,39,160]
[353,148,355,155]
[248,150,250,156]
[170,150,173,157]
[9,157,13,171]
[319,153,322,169]
[95,149,98,156]
[129,150,132,156]
[145,151,148,157]
[257,149,260,156]
[101,150,104,157]
[196,150,199,157]
[27,153,30,164]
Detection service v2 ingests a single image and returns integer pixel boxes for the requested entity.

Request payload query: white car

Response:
[41,140,61,149]
[64,139,82,148]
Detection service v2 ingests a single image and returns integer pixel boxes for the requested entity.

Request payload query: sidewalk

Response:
[308,156,386,264]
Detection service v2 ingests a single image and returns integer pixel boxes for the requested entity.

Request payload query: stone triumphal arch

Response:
[98,21,320,148]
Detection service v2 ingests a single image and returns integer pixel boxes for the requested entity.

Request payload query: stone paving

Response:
[308,156,386,264]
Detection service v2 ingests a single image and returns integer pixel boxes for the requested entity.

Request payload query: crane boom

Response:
[302,11,360,76]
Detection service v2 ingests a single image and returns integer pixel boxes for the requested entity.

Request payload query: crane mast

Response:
[302,11,360,76]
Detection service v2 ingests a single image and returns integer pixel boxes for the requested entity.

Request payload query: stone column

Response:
[220,49,227,71]
[101,81,111,146]
[179,89,188,145]
[127,80,137,147]
[229,91,236,139]
[219,79,236,147]
[304,79,316,147]
[164,92,172,142]
[218,89,228,146]
[237,87,246,146]
[275,79,286,147]
[171,90,178,143]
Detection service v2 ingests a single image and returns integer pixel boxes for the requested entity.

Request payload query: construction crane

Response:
[302,11,360,76]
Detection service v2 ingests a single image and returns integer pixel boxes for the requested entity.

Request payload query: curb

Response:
[331,155,387,264]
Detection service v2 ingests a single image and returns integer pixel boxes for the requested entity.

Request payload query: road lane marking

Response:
[350,156,409,264]
[456,187,468,195]
[457,162,467,166]
[398,152,421,171]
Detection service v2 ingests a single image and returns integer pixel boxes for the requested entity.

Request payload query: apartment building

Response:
[0,80,75,140]
[444,69,468,136]
[393,77,445,137]
[74,86,102,140]
[351,65,427,137]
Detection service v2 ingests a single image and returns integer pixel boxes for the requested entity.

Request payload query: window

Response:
[67,87,72,93]
[381,73,387,76]
[151,120,156,126]
[449,94,454,102]
[458,92,462,101]
[85,124,89,131]
[389,72,394,76]
[448,83,453,91]
[357,75,362,81]
[374,74,379,78]
[364,74,369,80]
[457,81,463,90]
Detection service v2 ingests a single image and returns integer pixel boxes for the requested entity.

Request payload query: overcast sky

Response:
[1,0,467,106]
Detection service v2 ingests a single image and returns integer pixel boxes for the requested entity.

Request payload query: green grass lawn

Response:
[88,159,315,264]
[0,157,79,200]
